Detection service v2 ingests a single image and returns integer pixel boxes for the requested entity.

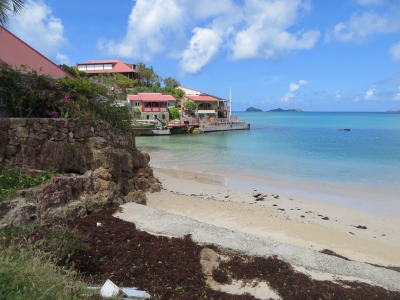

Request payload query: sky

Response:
[6,0,400,112]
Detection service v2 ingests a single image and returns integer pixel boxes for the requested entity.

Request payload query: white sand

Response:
[146,168,400,267]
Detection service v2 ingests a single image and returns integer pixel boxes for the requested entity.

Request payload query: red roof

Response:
[127,95,141,101]
[128,93,176,102]
[77,60,135,74]
[0,27,72,78]
[185,95,219,102]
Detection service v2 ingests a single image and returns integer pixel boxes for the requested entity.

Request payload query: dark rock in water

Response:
[246,107,263,112]
[355,225,367,229]
[321,217,329,220]
[268,108,303,112]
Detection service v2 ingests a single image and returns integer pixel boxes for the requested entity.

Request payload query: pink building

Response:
[127,93,176,121]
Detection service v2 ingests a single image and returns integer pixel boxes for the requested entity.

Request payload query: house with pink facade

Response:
[127,93,176,121]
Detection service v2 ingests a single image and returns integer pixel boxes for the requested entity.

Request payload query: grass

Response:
[0,224,96,300]
[0,164,59,202]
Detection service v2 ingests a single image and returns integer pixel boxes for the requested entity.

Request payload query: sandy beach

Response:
[116,166,400,295]
[143,168,400,267]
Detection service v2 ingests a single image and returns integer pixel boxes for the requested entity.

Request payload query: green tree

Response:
[183,100,198,111]
[164,77,180,88]
[136,62,162,87]
[0,0,24,27]
[169,107,180,120]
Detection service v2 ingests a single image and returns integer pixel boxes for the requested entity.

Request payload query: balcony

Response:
[143,107,168,112]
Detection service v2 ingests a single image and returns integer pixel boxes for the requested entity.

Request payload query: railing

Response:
[143,107,168,112]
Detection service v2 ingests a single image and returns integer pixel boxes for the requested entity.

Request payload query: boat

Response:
[131,120,157,129]
[338,128,352,131]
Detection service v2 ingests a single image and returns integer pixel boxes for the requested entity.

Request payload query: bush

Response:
[133,107,142,119]
[169,107,180,119]
[0,164,59,202]
[183,100,197,111]
[0,64,132,130]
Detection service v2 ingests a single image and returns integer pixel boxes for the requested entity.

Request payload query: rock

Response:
[192,128,204,134]
[125,191,147,205]
[0,118,158,226]
[0,198,37,227]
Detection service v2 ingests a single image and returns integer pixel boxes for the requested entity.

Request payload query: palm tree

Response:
[0,0,24,27]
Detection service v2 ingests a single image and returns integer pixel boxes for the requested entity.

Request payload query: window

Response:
[146,115,149,120]
[86,65,95,70]
[104,64,112,70]
[162,114,165,119]
[78,65,86,71]
[135,102,140,107]
[95,64,103,70]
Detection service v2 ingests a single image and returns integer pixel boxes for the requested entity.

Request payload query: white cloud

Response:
[390,41,400,61]
[281,79,307,102]
[180,28,222,74]
[9,0,68,59]
[230,0,320,60]
[289,80,307,91]
[354,96,360,102]
[56,53,70,65]
[281,93,295,102]
[326,11,400,43]
[335,91,341,99]
[364,88,376,100]
[101,0,319,74]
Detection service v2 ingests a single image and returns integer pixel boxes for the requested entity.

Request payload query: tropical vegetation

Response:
[0,64,132,130]
[0,0,24,27]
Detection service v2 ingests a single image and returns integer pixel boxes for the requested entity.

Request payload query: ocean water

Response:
[136,112,400,215]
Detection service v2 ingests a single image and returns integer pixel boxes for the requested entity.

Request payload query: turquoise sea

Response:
[136,112,400,216]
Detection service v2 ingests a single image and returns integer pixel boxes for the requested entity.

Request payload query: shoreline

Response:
[146,167,400,267]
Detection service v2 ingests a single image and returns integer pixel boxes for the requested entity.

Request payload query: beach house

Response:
[76,60,136,79]
[127,93,176,121]
[177,86,230,120]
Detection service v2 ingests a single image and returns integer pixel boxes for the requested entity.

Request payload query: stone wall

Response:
[0,118,160,226]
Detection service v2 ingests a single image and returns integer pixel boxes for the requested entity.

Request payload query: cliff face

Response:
[0,118,160,225]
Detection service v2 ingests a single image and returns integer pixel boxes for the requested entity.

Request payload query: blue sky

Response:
[7,0,400,111]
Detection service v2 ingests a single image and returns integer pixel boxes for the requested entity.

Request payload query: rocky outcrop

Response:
[0,118,160,226]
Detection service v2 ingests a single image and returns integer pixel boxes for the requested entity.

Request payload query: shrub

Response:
[0,164,59,202]
[183,100,197,111]
[169,107,180,119]
[0,64,132,130]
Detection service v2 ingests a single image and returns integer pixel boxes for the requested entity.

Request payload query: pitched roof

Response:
[185,95,219,102]
[128,93,176,102]
[78,60,136,74]
[0,27,73,78]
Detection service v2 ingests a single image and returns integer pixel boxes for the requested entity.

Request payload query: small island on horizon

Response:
[246,107,263,112]
[267,108,303,112]
[387,109,400,113]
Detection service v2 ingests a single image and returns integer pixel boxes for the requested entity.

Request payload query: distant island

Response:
[387,110,400,113]
[246,107,263,112]
[268,108,303,112]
